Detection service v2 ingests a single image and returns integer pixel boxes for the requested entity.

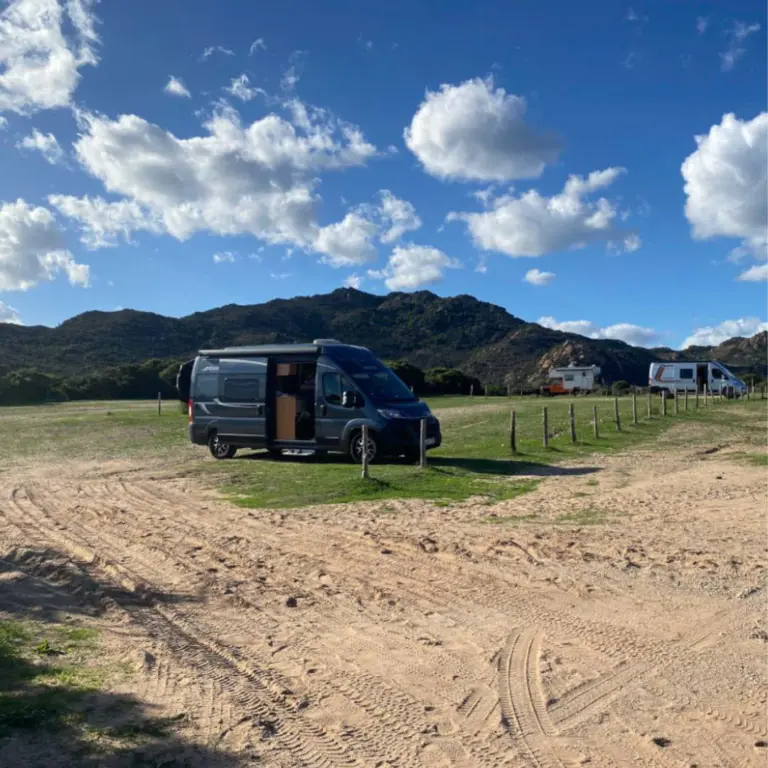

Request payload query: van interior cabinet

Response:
[276,363,298,377]
[275,395,297,440]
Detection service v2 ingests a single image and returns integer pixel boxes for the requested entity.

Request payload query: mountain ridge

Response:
[1,288,765,386]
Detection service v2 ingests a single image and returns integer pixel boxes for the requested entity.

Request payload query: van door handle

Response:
[256,404,264,415]
[319,404,327,417]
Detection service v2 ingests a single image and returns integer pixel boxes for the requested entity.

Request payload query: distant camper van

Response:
[177,341,441,462]
[648,361,747,398]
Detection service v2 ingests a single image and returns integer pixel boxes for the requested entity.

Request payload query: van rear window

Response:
[679,369,694,379]
[193,373,218,399]
[221,377,263,402]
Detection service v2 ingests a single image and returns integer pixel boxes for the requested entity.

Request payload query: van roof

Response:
[651,361,726,366]
[197,342,362,357]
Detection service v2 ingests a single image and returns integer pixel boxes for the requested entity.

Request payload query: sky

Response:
[0,0,766,350]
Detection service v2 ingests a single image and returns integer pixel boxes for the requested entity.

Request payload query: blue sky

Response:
[0,0,766,349]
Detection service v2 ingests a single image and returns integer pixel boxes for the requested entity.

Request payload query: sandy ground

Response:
[0,422,766,767]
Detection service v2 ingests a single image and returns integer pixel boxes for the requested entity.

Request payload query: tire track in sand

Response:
[547,591,761,733]
[497,628,564,768]
[0,483,372,768]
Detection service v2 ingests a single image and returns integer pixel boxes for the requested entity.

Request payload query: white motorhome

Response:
[543,364,602,395]
[648,361,747,397]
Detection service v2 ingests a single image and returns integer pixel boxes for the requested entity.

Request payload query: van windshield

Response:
[328,347,416,403]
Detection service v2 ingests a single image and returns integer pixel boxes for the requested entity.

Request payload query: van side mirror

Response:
[342,390,360,408]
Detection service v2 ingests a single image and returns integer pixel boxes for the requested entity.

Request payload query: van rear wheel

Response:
[349,430,378,464]
[208,433,236,460]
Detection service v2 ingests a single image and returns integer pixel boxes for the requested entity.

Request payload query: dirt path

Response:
[0,425,766,766]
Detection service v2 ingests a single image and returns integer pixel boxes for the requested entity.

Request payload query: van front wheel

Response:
[208,433,237,460]
[349,430,378,464]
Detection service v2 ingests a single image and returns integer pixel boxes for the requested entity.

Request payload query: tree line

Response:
[0,358,486,406]
[1,358,763,407]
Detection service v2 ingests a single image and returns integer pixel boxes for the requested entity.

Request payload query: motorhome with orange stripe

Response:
[648,361,746,397]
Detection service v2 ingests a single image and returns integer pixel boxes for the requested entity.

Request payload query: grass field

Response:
[2,393,765,508]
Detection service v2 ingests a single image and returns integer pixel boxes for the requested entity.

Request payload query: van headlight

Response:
[378,409,410,419]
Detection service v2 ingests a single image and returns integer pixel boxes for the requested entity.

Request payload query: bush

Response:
[424,367,480,395]
[385,360,426,394]
[612,380,630,395]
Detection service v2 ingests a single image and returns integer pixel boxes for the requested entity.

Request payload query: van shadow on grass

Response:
[429,457,601,477]
[0,550,238,768]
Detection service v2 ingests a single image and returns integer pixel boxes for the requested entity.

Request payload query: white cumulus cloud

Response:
[314,212,378,267]
[719,21,761,71]
[0,116,7,130]
[737,263,768,282]
[18,128,64,164]
[248,38,266,55]
[343,273,363,289]
[450,167,630,257]
[56,103,377,254]
[164,76,190,98]
[404,77,560,182]
[370,244,460,291]
[524,268,555,286]
[200,45,234,61]
[0,300,22,324]
[377,190,421,243]
[0,198,89,290]
[682,317,767,348]
[682,112,767,262]
[0,0,99,115]
[213,251,236,263]
[225,74,262,102]
[538,315,661,347]
[48,195,159,248]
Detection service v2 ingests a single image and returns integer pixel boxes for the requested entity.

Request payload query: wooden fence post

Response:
[647,390,652,419]
[157,391,162,416]
[662,391,667,416]
[695,388,699,409]
[470,384,474,397]
[569,403,576,443]
[507,384,511,398]
[361,425,370,478]
[674,392,679,416]
[419,418,427,469]
[542,407,549,448]
[593,404,599,439]
[510,410,517,454]
[704,384,708,406]
[684,389,688,412]
[614,397,621,432]
[632,392,638,425]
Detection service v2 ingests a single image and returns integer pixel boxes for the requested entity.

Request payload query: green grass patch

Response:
[739,452,768,467]
[0,396,765,510]
[555,508,607,526]
[221,461,539,508]
[0,618,105,736]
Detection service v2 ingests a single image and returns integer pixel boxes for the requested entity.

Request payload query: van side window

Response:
[712,369,723,379]
[194,374,219,400]
[221,377,263,402]
[679,369,694,379]
[564,374,574,382]
[323,373,343,404]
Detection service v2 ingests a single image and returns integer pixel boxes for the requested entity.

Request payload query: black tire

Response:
[268,448,283,459]
[208,432,236,460]
[349,430,378,464]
